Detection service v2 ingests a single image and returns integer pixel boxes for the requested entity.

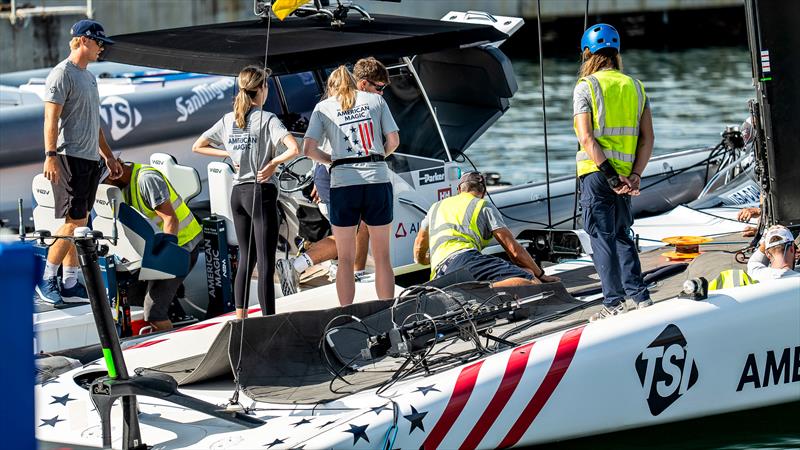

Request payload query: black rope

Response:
[537,0,553,230]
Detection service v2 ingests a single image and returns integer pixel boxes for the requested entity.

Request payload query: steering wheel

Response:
[277,156,314,193]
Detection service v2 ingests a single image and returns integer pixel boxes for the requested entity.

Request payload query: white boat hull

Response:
[34,264,799,449]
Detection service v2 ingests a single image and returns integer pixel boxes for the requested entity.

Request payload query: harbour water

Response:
[472,46,800,449]
[469,46,755,185]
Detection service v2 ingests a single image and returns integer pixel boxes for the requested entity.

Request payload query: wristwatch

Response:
[45,151,58,157]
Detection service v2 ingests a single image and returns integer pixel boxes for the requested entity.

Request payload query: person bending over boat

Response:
[303,65,400,305]
[36,20,123,306]
[101,159,202,331]
[747,225,799,281]
[192,66,301,319]
[275,58,390,295]
[413,171,560,286]
[573,24,655,321]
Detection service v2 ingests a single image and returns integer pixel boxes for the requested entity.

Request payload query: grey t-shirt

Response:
[136,170,170,213]
[134,170,198,251]
[305,91,399,188]
[422,198,507,248]
[44,59,101,161]
[202,108,290,185]
[572,72,651,117]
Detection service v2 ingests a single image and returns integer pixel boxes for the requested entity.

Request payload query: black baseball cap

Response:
[71,19,114,44]
[459,171,485,186]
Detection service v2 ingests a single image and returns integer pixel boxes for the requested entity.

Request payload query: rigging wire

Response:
[228,10,273,412]
[536,0,553,229]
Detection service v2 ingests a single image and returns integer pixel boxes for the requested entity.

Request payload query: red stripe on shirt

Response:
[358,123,369,155]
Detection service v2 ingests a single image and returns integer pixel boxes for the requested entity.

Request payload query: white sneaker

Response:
[589,302,627,322]
[327,261,338,282]
[276,258,299,296]
[636,299,654,310]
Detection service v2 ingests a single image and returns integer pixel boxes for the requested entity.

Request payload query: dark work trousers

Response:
[580,172,650,307]
[128,245,200,322]
[231,182,279,315]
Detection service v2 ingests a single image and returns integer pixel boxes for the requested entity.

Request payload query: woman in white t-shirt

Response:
[192,65,300,319]
[303,65,400,305]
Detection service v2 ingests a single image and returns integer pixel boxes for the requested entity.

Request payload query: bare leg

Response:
[367,223,394,300]
[305,236,338,264]
[332,225,358,305]
[47,216,87,266]
[355,221,369,272]
[235,308,247,320]
[490,277,542,288]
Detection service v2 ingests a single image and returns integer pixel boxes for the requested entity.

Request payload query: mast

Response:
[744,0,800,231]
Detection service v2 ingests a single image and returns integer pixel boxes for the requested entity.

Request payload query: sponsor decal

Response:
[419,167,446,186]
[99,96,142,141]
[176,78,235,123]
[395,222,420,239]
[203,237,228,299]
[437,187,452,201]
[635,324,699,416]
[722,183,761,206]
[737,346,800,391]
[35,188,49,196]
[95,199,109,206]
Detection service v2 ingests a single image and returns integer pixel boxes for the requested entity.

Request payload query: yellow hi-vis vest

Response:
[708,269,758,290]
[126,163,202,249]
[574,69,646,177]
[428,192,491,279]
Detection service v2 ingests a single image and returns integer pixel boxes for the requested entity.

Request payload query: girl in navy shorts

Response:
[303,65,400,305]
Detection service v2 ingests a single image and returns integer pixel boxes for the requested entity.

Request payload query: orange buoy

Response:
[661,236,713,260]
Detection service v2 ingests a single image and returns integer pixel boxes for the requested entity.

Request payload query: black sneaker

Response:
[61,280,89,303]
[35,276,63,306]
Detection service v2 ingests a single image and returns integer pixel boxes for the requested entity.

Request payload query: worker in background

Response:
[747,225,799,281]
[572,24,654,321]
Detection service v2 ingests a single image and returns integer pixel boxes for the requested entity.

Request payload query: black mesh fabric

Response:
[101,14,507,76]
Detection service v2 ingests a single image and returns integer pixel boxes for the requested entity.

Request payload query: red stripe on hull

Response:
[498,326,585,449]
[459,342,535,450]
[423,360,484,450]
[175,322,219,333]
[127,338,168,350]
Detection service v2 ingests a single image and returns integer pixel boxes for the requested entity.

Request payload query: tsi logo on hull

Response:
[635,324,699,416]
[100,96,142,141]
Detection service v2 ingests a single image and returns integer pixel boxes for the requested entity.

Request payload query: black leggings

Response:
[231,183,279,315]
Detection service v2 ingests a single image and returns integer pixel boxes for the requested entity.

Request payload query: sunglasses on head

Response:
[366,79,388,92]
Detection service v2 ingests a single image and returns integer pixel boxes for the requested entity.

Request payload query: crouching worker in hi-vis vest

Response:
[102,158,202,331]
[573,24,655,322]
[413,171,560,287]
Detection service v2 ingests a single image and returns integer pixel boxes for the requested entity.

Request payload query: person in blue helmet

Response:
[572,24,655,321]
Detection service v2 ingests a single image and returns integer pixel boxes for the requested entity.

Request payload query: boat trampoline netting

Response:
[142,280,582,404]
[101,14,508,77]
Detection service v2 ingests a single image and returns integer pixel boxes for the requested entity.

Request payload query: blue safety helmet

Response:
[580,23,620,54]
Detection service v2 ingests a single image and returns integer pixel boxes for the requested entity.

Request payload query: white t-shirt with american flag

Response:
[305,91,399,188]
